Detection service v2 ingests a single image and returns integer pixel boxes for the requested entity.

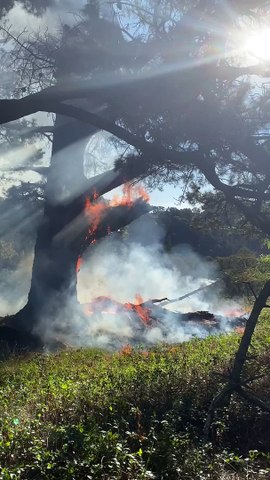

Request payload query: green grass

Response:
[0,314,270,479]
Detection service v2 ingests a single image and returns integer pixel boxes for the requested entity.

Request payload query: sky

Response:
[2,0,186,208]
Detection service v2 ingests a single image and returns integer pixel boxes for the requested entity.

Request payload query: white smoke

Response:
[0,213,244,349]
[78,237,215,306]
[52,215,243,349]
[0,254,33,316]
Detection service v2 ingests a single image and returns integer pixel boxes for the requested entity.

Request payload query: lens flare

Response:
[244,28,270,61]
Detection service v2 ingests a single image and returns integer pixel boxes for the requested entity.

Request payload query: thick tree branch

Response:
[0,97,201,171]
[1,57,270,124]
[54,198,151,253]
[3,95,269,220]
[21,125,54,137]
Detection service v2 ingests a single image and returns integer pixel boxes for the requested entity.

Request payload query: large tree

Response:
[1,0,270,337]
[1,1,152,332]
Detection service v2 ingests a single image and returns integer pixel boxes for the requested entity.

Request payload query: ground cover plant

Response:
[0,313,270,479]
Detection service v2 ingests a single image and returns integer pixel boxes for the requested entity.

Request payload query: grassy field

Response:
[0,313,270,479]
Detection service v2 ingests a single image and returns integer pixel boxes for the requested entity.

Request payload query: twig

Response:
[0,25,54,66]
[156,280,221,306]
[237,387,270,412]
[246,282,258,300]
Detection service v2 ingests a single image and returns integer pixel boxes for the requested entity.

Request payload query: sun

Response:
[243,28,270,61]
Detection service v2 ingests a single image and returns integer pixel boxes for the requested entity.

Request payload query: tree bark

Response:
[229,280,270,384]
[203,279,270,440]
[13,114,94,332]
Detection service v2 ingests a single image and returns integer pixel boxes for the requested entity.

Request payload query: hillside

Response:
[0,313,270,479]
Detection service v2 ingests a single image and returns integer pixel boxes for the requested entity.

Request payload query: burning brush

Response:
[79,290,247,348]
[72,184,247,348]
[84,294,153,328]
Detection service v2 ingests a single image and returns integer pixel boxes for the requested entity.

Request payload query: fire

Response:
[110,183,150,207]
[84,196,108,238]
[125,294,151,326]
[82,294,152,327]
[120,344,133,356]
[83,183,150,241]
[235,326,245,335]
[77,183,150,277]
[76,256,83,273]
[135,294,144,305]
[223,307,247,318]
[134,294,151,325]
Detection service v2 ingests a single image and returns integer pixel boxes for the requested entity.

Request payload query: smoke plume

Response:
[36,214,244,349]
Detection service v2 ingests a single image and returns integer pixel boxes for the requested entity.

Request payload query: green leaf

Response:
[137,448,143,457]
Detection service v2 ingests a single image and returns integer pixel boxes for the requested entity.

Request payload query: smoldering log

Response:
[83,296,247,332]
[134,301,216,324]
[129,295,247,330]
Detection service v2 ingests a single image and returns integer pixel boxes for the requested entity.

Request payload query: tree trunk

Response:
[12,113,149,336]
[7,6,129,337]
[15,114,95,332]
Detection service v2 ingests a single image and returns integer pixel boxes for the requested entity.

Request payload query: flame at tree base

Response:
[37,293,247,350]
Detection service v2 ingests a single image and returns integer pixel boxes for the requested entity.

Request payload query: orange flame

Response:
[110,183,150,207]
[84,196,107,238]
[223,307,247,318]
[76,183,150,273]
[134,295,151,326]
[125,294,151,326]
[76,256,83,273]
[76,184,150,307]
[235,326,245,335]
[82,183,149,244]
[120,344,132,356]
[134,293,144,305]
[82,294,151,327]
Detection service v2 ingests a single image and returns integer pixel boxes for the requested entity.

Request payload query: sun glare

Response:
[244,28,270,61]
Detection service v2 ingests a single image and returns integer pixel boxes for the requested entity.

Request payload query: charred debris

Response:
[0,279,247,355]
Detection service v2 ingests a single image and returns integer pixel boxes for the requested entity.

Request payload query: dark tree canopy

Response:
[1,0,270,240]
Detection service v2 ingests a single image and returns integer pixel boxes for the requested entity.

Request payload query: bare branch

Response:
[0,25,54,67]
